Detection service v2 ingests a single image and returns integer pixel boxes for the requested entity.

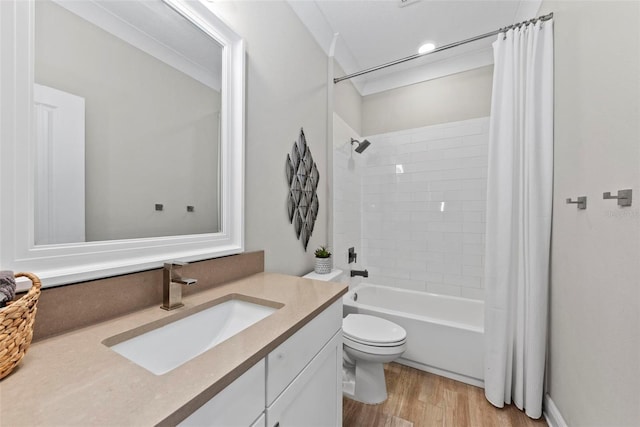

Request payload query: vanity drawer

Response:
[179,359,265,427]
[266,299,341,405]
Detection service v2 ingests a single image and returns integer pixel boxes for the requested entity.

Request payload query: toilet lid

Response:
[343,314,406,345]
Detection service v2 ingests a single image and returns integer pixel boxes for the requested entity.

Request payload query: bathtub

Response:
[343,283,484,387]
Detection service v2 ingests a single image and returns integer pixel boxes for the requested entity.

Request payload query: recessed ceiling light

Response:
[418,42,436,54]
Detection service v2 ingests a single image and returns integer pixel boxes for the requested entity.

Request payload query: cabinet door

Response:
[266,331,342,427]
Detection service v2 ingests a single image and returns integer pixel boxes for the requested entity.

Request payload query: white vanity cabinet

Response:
[179,299,343,427]
[265,301,342,427]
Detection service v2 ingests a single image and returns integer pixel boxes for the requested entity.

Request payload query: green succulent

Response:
[314,246,331,258]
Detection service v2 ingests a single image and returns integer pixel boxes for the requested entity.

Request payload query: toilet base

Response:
[342,360,388,404]
[342,367,356,398]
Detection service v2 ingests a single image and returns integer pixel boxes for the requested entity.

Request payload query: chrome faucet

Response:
[161,261,198,311]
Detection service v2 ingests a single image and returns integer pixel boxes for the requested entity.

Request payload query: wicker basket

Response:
[0,272,41,380]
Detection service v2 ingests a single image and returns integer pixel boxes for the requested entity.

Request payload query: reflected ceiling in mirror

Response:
[34,0,223,244]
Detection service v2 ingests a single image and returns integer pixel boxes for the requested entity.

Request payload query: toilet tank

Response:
[302,269,344,282]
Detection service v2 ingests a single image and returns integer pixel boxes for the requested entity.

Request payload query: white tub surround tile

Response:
[360,118,489,300]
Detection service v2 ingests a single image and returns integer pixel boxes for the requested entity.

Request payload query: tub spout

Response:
[350,269,368,278]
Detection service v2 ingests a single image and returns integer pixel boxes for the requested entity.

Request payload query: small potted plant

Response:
[314,246,332,274]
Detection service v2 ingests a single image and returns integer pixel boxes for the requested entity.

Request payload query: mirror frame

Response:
[0,0,245,288]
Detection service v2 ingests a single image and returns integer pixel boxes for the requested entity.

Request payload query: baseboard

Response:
[395,358,485,388]
[544,394,568,427]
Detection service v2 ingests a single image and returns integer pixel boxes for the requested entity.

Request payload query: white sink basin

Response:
[107,297,279,375]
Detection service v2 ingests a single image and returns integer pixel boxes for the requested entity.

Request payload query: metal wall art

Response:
[285,128,319,250]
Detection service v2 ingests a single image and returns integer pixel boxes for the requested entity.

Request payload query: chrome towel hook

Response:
[566,196,587,210]
[603,189,632,207]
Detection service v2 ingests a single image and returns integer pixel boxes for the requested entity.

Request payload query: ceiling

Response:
[288,0,541,95]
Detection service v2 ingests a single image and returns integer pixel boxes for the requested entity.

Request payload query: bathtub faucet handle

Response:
[348,247,357,264]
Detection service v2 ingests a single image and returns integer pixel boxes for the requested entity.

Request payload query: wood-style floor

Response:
[343,363,548,427]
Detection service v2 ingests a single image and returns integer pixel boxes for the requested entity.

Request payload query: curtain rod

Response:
[333,12,553,84]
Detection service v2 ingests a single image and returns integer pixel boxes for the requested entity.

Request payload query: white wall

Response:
[332,59,364,280]
[362,65,493,136]
[360,118,489,299]
[35,0,221,241]
[540,1,640,425]
[333,61,362,136]
[207,1,329,275]
[332,113,364,279]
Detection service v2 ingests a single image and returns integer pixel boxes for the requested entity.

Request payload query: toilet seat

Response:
[343,335,407,356]
[343,333,406,347]
[342,314,406,346]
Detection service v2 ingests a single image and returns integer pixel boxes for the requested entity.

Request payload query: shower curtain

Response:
[484,19,553,419]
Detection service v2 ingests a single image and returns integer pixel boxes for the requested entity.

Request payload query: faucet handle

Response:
[181,278,198,286]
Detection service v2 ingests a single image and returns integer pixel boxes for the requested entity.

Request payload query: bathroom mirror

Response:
[0,0,245,287]
[34,0,224,244]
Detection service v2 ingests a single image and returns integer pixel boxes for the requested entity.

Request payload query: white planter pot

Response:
[314,257,332,274]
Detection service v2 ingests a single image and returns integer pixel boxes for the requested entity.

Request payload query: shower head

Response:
[351,138,371,154]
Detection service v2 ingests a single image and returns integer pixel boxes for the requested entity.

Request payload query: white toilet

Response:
[342,313,407,404]
[303,269,407,404]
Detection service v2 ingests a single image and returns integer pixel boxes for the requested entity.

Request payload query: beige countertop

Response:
[0,272,348,426]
